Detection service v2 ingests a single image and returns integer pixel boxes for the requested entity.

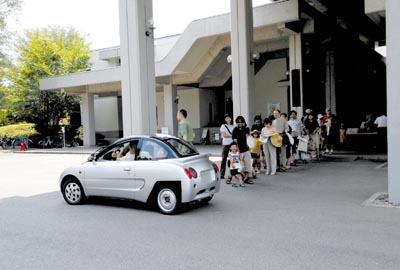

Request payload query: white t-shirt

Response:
[120,152,136,161]
[220,124,235,145]
[374,115,387,128]
[228,151,241,170]
[288,118,302,137]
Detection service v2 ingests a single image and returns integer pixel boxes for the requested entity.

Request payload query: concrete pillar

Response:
[163,84,178,136]
[387,0,400,204]
[289,34,304,118]
[119,0,157,136]
[81,90,96,146]
[325,49,336,114]
[230,0,255,123]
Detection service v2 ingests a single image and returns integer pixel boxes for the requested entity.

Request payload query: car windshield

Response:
[164,138,198,157]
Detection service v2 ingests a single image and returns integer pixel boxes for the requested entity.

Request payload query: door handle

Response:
[123,168,131,171]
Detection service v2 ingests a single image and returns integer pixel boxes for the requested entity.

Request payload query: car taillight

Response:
[212,163,219,173]
[184,167,198,179]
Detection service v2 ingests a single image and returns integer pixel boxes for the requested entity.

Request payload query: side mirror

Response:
[87,153,96,162]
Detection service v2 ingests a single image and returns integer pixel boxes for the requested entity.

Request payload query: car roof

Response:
[113,133,175,144]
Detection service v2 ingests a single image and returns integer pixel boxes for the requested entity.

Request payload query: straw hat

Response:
[271,134,283,148]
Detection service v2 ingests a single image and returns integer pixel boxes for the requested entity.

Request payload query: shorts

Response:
[230,169,240,176]
[251,153,260,159]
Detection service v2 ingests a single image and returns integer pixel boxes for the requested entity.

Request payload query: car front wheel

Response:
[157,188,179,215]
[62,178,86,205]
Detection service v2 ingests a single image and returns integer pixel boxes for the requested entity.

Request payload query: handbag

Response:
[247,135,255,149]
[286,132,294,145]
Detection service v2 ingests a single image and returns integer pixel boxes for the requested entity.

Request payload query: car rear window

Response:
[165,138,198,157]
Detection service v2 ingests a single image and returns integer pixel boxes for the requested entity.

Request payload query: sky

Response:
[10,0,272,50]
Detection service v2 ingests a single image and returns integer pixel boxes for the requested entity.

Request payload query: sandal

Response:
[244,178,254,184]
[225,177,232,184]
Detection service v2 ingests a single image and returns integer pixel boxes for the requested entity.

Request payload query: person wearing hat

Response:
[261,118,278,175]
[220,113,235,182]
[251,114,266,171]
[302,108,313,125]
[250,129,262,178]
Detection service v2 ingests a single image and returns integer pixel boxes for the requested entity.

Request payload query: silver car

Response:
[59,134,221,214]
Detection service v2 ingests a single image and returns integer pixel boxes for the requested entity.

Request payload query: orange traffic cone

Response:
[20,140,26,151]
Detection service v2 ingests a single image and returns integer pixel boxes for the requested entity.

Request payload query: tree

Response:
[0,0,21,78]
[7,26,91,137]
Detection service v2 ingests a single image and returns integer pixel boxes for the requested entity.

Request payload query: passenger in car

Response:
[117,141,137,161]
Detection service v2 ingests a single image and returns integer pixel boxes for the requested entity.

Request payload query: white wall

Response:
[255,58,287,118]
[94,96,120,132]
[156,88,201,130]
[177,88,200,128]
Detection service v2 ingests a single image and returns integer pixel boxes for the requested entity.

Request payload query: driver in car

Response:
[117,141,137,161]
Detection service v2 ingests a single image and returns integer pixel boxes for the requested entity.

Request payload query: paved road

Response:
[0,151,398,270]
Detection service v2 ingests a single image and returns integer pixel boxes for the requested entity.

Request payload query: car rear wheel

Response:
[157,188,179,215]
[62,178,86,205]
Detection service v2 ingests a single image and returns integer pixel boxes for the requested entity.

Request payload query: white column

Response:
[325,50,336,114]
[119,0,157,136]
[81,90,96,146]
[289,34,304,118]
[163,84,178,136]
[230,0,255,123]
[387,0,400,204]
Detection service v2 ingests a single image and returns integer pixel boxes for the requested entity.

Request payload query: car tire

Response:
[62,178,86,205]
[156,188,180,215]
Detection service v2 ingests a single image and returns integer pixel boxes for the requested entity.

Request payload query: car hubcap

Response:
[65,182,81,203]
[158,189,177,213]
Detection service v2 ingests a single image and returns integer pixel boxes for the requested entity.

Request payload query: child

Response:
[250,130,262,178]
[228,142,245,188]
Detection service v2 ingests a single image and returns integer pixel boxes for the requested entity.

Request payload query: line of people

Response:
[220,108,338,187]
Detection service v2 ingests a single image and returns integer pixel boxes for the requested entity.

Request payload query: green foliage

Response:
[3,26,90,136]
[0,0,22,70]
[0,122,38,137]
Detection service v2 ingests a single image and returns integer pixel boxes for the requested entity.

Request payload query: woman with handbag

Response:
[261,118,278,176]
[220,114,235,182]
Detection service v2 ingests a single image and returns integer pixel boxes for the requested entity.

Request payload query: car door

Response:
[134,139,172,202]
[84,140,138,200]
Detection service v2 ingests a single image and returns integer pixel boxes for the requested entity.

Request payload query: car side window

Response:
[138,139,170,160]
[99,143,126,161]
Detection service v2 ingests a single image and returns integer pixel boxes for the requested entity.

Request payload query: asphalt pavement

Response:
[0,147,397,270]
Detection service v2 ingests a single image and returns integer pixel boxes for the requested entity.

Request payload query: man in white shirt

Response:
[374,114,387,153]
[117,141,137,161]
[288,110,303,162]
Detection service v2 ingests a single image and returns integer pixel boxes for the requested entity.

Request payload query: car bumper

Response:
[181,171,221,203]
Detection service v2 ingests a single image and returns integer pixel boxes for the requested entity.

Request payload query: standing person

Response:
[177,109,194,144]
[272,109,289,172]
[261,118,277,175]
[302,108,312,125]
[251,115,266,170]
[288,110,302,165]
[374,113,387,153]
[220,113,235,181]
[322,108,337,154]
[250,130,262,178]
[304,113,320,159]
[280,112,293,169]
[228,142,245,188]
[232,116,253,184]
